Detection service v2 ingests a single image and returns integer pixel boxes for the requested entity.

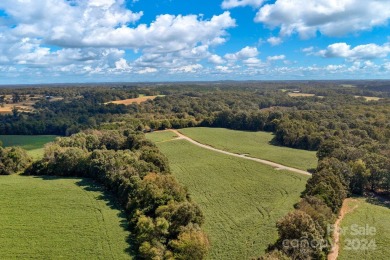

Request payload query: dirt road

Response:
[168,129,311,176]
[327,198,359,260]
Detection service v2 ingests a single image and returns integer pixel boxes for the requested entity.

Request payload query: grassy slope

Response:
[0,135,57,159]
[178,127,318,171]
[0,175,131,259]
[147,132,309,259]
[338,198,390,260]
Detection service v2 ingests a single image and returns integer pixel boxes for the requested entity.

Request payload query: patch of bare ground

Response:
[328,198,359,260]
[106,96,158,105]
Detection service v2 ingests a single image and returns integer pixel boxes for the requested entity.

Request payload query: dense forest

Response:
[1,81,389,259]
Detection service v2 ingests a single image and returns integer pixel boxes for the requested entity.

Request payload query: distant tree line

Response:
[24,130,209,259]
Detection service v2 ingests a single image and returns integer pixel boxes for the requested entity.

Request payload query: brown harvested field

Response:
[0,104,35,114]
[106,95,158,105]
[354,96,382,101]
[288,92,316,97]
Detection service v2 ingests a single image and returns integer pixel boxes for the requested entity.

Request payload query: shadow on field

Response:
[366,193,390,210]
[33,176,138,257]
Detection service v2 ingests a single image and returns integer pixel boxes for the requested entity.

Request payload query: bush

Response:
[0,146,32,175]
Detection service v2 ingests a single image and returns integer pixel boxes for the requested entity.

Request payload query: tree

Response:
[0,146,32,175]
[274,210,325,260]
[349,159,370,195]
[169,224,210,260]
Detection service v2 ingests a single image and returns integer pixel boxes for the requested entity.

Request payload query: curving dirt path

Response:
[166,129,311,176]
[328,198,359,260]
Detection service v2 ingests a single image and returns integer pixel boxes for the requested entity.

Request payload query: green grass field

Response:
[338,198,390,260]
[178,127,318,171]
[0,135,57,159]
[147,132,309,259]
[0,175,131,259]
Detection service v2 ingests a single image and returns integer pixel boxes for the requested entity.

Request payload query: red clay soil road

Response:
[327,198,359,260]
[168,129,311,176]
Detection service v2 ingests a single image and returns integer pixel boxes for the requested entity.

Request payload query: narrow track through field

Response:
[167,129,311,176]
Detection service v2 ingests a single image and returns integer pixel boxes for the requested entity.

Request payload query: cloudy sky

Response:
[1,0,390,84]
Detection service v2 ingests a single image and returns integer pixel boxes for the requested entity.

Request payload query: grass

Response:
[146,132,309,259]
[354,96,382,101]
[105,95,165,105]
[338,197,390,260]
[178,127,317,171]
[146,131,178,143]
[287,93,316,97]
[0,135,57,159]
[0,175,131,259]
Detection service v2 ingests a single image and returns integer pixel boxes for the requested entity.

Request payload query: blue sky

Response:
[0,0,390,84]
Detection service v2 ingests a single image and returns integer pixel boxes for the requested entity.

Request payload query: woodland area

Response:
[1,81,389,259]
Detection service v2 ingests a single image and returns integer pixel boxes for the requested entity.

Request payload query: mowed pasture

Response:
[106,95,159,105]
[0,135,57,159]
[287,92,316,97]
[178,127,318,171]
[147,132,309,259]
[0,175,131,259]
[338,197,390,260]
[354,96,382,101]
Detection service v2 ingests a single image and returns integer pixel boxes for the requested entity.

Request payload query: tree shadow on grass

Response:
[32,175,138,258]
[365,193,390,210]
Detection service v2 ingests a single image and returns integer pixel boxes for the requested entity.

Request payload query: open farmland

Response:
[287,92,316,97]
[354,96,382,101]
[106,95,159,105]
[178,127,318,171]
[146,131,309,259]
[0,94,61,114]
[338,197,390,260]
[0,135,56,159]
[0,175,131,259]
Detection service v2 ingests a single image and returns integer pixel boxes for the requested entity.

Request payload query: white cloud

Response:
[255,0,390,38]
[222,0,265,9]
[0,1,237,77]
[115,58,132,71]
[243,57,264,67]
[326,64,345,71]
[137,67,157,74]
[267,36,283,46]
[209,54,225,64]
[215,65,233,73]
[302,46,315,54]
[225,46,259,60]
[318,42,390,61]
[267,55,285,61]
[170,64,203,73]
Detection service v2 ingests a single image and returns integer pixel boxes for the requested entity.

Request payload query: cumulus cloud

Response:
[267,36,283,46]
[0,0,238,77]
[170,64,203,73]
[267,55,285,61]
[215,65,233,73]
[318,42,390,61]
[255,0,390,38]
[225,46,259,60]
[208,54,225,64]
[138,67,157,74]
[222,0,265,9]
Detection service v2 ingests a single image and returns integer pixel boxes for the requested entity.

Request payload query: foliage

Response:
[0,146,32,175]
[23,129,209,259]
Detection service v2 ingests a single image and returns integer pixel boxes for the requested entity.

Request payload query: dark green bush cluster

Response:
[24,130,209,259]
[0,146,32,175]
